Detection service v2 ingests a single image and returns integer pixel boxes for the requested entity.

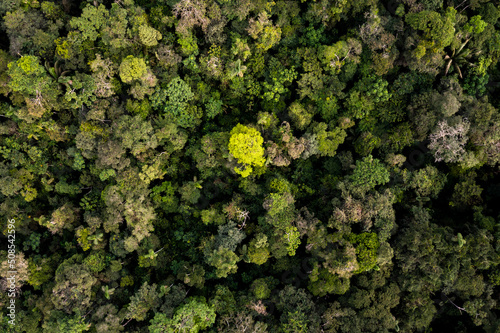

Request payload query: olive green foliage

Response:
[349,155,390,191]
[119,56,147,83]
[206,246,239,278]
[149,297,215,333]
[69,4,109,42]
[464,15,487,34]
[151,77,199,127]
[348,232,380,273]
[138,24,162,47]
[2,0,500,332]
[405,8,456,55]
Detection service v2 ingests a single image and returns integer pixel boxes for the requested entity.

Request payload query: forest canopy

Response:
[1,0,500,332]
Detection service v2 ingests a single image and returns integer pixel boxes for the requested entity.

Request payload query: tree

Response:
[125,282,160,322]
[348,232,380,273]
[177,263,205,288]
[206,246,239,278]
[444,38,481,79]
[228,124,265,177]
[63,73,96,109]
[217,312,268,332]
[89,54,117,98]
[405,8,456,55]
[308,267,350,296]
[0,252,29,289]
[464,15,488,35]
[450,174,483,207]
[119,56,147,83]
[172,0,209,36]
[42,310,91,333]
[245,233,271,265]
[306,122,347,157]
[276,285,321,332]
[51,255,97,313]
[138,24,162,47]
[91,305,123,333]
[349,155,390,192]
[3,7,60,58]
[428,118,470,163]
[151,77,199,128]
[113,114,158,158]
[69,4,109,42]
[288,102,314,130]
[7,55,57,117]
[250,277,275,299]
[408,165,447,199]
[37,203,79,234]
[246,12,282,51]
[149,296,216,333]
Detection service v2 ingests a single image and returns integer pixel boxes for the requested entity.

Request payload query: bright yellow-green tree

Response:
[119,55,147,83]
[228,124,265,177]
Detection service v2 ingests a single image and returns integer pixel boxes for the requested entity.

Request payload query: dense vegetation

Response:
[1,0,500,331]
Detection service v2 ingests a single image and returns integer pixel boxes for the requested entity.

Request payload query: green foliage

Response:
[23,232,41,252]
[262,57,298,102]
[463,73,489,96]
[83,251,106,273]
[99,169,116,181]
[364,76,392,103]
[73,152,85,171]
[177,263,205,288]
[288,101,313,130]
[150,181,178,213]
[52,254,97,312]
[64,73,96,108]
[228,124,265,177]
[246,233,271,265]
[149,297,215,333]
[28,256,56,289]
[344,90,374,119]
[126,98,151,119]
[80,192,100,211]
[151,77,198,128]
[139,24,162,46]
[450,175,483,207]
[464,15,487,35]
[354,132,381,156]
[179,179,202,204]
[2,1,500,332]
[284,226,301,256]
[409,165,447,199]
[177,31,199,55]
[55,180,81,195]
[281,310,308,333]
[119,56,147,83]
[201,208,226,225]
[251,277,274,299]
[205,96,223,119]
[308,122,347,157]
[348,232,380,273]
[257,25,282,51]
[126,282,160,322]
[349,155,390,191]
[392,72,433,96]
[206,246,239,278]
[405,9,455,49]
[7,55,51,97]
[43,310,91,333]
[69,4,109,41]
